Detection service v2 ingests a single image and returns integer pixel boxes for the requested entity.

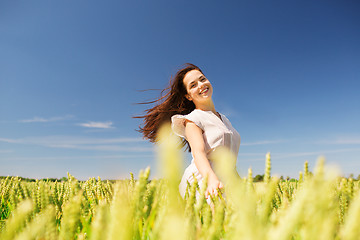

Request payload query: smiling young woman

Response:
[136,63,240,200]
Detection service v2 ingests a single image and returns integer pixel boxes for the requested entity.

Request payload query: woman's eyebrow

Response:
[188,76,205,86]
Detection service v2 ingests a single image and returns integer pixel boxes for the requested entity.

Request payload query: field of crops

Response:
[1,126,360,240]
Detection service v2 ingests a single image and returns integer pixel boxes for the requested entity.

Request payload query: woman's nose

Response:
[198,81,205,88]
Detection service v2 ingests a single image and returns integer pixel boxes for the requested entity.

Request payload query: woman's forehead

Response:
[183,70,204,85]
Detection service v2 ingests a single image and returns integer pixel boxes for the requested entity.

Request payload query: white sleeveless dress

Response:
[171,109,241,198]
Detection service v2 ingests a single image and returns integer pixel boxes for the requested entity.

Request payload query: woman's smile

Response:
[199,86,209,95]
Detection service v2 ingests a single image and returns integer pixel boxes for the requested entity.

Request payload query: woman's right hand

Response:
[206,173,224,198]
[184,122,224,198]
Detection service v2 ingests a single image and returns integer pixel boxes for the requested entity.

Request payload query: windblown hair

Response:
[135,63,203,151]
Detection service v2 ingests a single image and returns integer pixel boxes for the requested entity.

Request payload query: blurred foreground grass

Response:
[1,125,360,240]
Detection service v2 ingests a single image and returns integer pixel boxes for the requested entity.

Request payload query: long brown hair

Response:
[135,63,203,150]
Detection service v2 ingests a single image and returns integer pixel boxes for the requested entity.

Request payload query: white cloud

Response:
[239,153,265,156]
[78,121,114,129]
[19,115,74,123]
[0,138,18,143]
[316,138,360,145]
[0,154,154,162]
[0,136,150,152]
[0,136,144,145]
[19,117,48,123]
[0,149,13,153]
[47,144,153,152]
[238,148,360,162]
[241,140,287,146]
[272,148,360,159]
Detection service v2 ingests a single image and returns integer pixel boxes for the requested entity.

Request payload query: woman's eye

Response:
[201,78,206,82]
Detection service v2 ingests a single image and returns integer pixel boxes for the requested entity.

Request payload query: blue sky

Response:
[1,0,359,180]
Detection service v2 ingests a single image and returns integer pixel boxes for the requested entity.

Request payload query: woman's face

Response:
[183,69,213,105]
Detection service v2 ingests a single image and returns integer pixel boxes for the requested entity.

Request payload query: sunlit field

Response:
[1,125,360,240]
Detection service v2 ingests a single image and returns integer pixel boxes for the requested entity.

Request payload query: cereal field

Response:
[1,126,360,240]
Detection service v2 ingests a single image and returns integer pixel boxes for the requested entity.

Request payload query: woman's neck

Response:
[195,101,216,114]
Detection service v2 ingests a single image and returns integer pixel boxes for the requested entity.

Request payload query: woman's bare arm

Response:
[184,121,223,196]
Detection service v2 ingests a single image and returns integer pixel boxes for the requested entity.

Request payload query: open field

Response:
[1,162,360,239]
[1,128,360,240]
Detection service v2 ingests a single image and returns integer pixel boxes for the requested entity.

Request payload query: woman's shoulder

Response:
[170,109,203,138]
[187,108,202,117]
